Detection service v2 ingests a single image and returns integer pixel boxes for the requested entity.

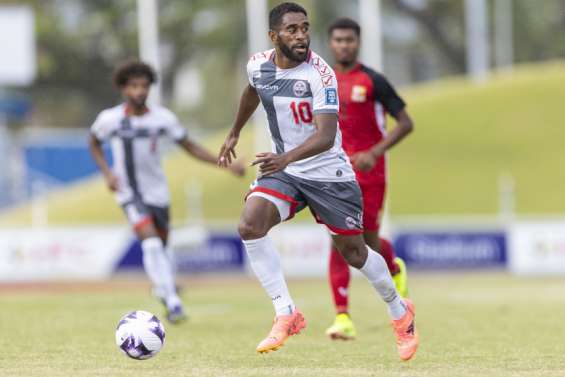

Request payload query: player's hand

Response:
[252,152,290,176]
[228,159,246,177]
[351,151,376,172]
[218,132,239,167]
[104,173,119,192]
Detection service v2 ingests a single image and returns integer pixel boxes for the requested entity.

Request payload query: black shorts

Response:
[247,171,364,235]
[121,198,170,231]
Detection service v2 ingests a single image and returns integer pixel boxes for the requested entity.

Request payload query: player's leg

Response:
[148,205,186,323]
[332,233,419,361]
[325,244,356,340]
[123,200,184,323]
[239,174,307,353]
[364,231,408,298]
[301,178,418,360]
[239,195,293,315]
[324,181,384,340]
[328,245,350,314]
[363,181,408,297]
[364,231,397,273]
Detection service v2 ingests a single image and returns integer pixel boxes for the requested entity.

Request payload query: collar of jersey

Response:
[123,103,150,117]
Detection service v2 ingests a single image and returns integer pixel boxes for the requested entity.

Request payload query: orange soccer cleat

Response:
[392,298,419,361]
[256,309,307,353]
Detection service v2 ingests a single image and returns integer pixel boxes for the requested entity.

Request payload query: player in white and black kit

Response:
[89,61,244,324]
[218,3,418,359]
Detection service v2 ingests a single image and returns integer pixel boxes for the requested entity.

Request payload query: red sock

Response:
[379,238,400,275]
[329,247,350,314]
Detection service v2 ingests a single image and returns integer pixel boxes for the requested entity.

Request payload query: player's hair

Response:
[328,17,361,37]
[269,2,308,30]
[113,61,157,88]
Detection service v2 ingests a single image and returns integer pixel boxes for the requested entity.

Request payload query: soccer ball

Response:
[115,310,165,360]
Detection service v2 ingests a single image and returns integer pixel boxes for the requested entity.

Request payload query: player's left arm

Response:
[352,72,414,171]
[178,137,245,176]
[165,110,245,177]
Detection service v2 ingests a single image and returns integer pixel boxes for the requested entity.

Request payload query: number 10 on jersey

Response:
[290,101,313,125]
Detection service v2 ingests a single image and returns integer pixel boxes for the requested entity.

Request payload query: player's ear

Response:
[268,29,277,44]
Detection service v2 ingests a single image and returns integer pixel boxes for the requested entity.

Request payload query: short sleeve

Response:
[164,110,187,141]
[309,63,339,115]
[90,111,113,141]
[363,67,406,117]
[246,59,256,88]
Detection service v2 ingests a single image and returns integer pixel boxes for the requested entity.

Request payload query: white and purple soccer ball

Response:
[115,310,165,360]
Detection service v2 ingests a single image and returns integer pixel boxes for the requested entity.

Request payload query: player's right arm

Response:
[218,83,260,167]
[352,68,414,171]
[88,134,118,191]
[89,111,119,191]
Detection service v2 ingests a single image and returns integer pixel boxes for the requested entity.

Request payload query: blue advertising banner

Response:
[116,233,244,273]
[175,233,244,272]
[393,231,507,269]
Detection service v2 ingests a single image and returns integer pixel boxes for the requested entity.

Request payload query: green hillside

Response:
[1,61,565,226]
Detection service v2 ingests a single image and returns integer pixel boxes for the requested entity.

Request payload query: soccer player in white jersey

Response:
[89,61,244,324]
[218,2,419,359]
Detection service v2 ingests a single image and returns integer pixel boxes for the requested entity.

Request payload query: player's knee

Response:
[238,218,267,240]
[136,223,158,240]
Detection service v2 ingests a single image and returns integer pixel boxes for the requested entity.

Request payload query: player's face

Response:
[329,28,360,65]
[122,76,150,108]
[271,12,310,63]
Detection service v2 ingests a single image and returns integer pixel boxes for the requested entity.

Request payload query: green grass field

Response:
[1,273,564,376]
[1,61,565,226]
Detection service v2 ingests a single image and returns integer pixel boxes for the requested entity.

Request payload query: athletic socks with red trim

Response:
[359,247,406,320]
[243,235,295,316]
[141,237,182,310]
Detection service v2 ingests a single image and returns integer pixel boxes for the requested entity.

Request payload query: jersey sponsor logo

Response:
[293,80,308,97]
[256,84,279,91]
[321,75,333,87]
[351,85,367,102]
[325,88,337,105]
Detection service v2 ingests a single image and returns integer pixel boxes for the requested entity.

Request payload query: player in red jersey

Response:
[325,18,415,340]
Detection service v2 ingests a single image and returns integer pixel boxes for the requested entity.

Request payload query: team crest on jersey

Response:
[293,80,307,97]
[351,85,367,102]
[325,88,337,105]
[252,70,261,80]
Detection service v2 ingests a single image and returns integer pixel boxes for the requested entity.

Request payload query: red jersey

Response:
[335,63,405,183]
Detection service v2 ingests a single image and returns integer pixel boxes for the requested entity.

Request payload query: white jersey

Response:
[90,104,187,207]
[247,49,355,182]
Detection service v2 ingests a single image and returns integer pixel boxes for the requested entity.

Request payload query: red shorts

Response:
[359,180,386,232]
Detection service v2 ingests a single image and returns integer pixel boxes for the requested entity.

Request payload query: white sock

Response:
[141,237,181,309]
[359,247,406,320]
[243,235,295,316]
[165,246,176,275]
